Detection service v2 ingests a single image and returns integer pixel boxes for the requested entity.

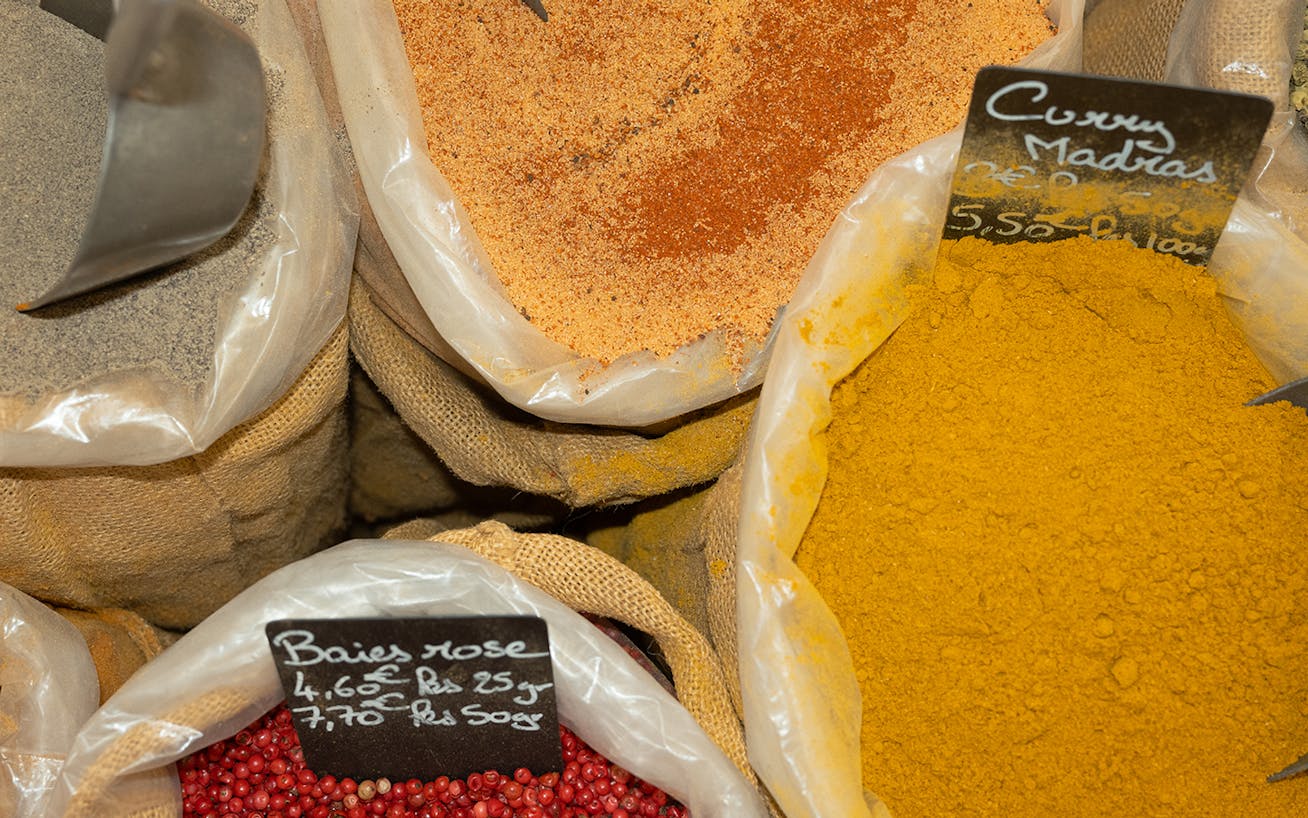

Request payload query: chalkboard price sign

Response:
[265,617,563,781]
[944,67,1273,266]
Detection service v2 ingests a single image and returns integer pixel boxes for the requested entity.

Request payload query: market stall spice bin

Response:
[0,0,357,630]
[733,1,1308,817]
[796,235,1308,816]
[48,538,767,818]
[320,0,1066,531]
[389,0,1055,368]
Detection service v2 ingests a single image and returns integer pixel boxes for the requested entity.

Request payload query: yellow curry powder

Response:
[794,235,1308,816]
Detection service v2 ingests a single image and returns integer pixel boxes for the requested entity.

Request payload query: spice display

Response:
[794,236,1308,815]
[0,1,274,399]
[393,0,1054,364]
[179,704,689,818]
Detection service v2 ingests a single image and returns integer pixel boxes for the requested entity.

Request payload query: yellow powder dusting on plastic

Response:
[394,0,1053,364]
[795,235,1308,816]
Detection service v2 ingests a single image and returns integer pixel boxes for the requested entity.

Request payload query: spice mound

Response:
[394,0,1054,364]
[0,1,274,402]
[179,704,690,818]
[795,236,1308,816]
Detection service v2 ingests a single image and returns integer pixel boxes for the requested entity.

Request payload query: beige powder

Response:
[396,0,1054,363]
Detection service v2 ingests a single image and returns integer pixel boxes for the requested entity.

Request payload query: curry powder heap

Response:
[795,235,1308,816]
[393,0,1054,364]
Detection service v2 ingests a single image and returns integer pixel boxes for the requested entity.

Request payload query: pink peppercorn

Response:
[179,705,690,818]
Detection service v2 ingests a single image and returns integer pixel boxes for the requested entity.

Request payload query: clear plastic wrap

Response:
[50,540,768,818]
[735,4,1081,818]
[0,582,99,818]
[317,0,772,427]
[0,0,356,468]
[735,2,1308,817]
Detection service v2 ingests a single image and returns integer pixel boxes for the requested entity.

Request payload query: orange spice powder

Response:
[796,236,1308,816]
[394,0,1054,363]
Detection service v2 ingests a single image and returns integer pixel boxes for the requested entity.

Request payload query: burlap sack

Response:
[282,0,756,513]
[699,463,747,718]
[1083,0,1187,80]
[60,688,254,818]
[0,325,349,630]
[2,0,356,469]
[1084,0,1308,235]
[1169,0,1304,97]
[349,270,759,509]
[0,583,99,818]
[384,519,753,785]
[53,536,768,818]
[348,368,566,528]
[579,487,718,640]
[54,608,177,705]
[1294,11,1307,116]
[1166,0,1308,235]
[564,461,747,718]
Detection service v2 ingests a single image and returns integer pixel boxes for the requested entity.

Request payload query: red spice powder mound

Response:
[394,0,1054,364]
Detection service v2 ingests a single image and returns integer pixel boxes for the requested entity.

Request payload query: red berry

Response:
[180,706,688,818]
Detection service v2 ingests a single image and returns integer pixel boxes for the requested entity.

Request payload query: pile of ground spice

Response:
[393,0,1054,364]
[0,1,276,402]
[794,235,1308,816]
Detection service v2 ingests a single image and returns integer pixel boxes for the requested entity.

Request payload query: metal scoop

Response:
[1248,376,1308,411]
[18,0,265,312]
[521,0,548,22]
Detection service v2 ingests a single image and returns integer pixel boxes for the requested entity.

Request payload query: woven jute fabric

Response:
[699,462,746,719]
[383,520,756,787]
[55,607,177,705]
[61,687,254,818]
[1182,0,1300,99]
[348,368,566,529]
[349,366,473,521]
[0,325,350,630]
[60,521,763,818]
[581,486,717,640]
[565,461,747,720]
[1084,0,1187,80]
[349,273,759,509]
[1180,0,1308,238]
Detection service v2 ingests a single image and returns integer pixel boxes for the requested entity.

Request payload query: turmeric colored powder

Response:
[794,235,1308,816]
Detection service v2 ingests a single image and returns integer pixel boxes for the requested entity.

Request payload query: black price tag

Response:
[265,617,563,781]
[943,66,1273,266]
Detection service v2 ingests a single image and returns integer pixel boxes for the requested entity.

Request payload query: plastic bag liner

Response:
[728,4,1074,818]
[0,0,356,468]
[50,540,768,818]
[0,582,99,818]
[316,0,770,428]
[734,1,1308,816]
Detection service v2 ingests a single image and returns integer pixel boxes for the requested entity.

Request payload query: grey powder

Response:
[0,1,275,402]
